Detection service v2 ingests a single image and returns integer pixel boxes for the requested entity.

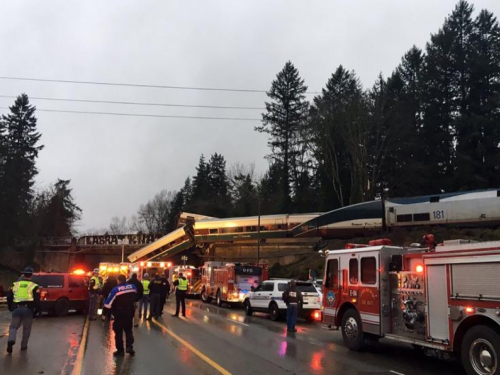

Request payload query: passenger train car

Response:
[129,188,500,262]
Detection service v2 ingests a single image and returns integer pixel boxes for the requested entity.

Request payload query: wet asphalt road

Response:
[0,301,465,375]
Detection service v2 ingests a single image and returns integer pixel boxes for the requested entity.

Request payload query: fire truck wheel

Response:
[244,300,253,316]
[461,325,500,375]
[269,303,280,321]
[55,298,70,317]
[341,309,365,351]
[216,290,223,307]
[201,288,212,303]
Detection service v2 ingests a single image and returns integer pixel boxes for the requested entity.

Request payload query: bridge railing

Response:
[41,237,73,246]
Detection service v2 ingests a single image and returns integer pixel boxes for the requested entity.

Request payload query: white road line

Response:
[225,318,249,327]
[390,370,406,375]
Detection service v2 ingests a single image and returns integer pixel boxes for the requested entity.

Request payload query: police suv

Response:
[243,279,322,321]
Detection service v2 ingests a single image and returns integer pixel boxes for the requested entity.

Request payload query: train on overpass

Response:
[128,188,500,263]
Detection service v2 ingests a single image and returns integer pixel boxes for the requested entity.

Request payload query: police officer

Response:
[101,275,118,322]
[104,274,137,356]
[126,273,143,327]
[282,280,303,332]
[159,272,170,315]
[172,272,188,317]
[147,274,163,320]
[88,268,102,320]
[6,266,40,353]
[138,273,150,320]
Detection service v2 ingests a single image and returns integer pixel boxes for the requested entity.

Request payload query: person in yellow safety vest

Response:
[88,268,102,321]
[6,266,40,354]
[171,273,188,317]
[138,274,150,320]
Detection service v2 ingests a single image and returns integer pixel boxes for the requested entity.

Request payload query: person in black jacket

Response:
[127,273,144,327]
[282,280,303,333]
[147,274,163,320]
[101,276,118,322]
[159,272,170,315]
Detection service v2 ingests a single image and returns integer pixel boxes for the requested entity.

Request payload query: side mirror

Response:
[251,286,255,292]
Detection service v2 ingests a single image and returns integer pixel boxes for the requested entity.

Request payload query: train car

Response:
[385,188,500,228]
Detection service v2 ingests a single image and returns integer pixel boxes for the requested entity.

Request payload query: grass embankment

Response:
[268,227,500,280]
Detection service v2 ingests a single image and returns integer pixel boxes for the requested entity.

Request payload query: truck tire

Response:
[55,298,70,317]
[244,300,253,316]
[461,325,500,375]
[269,303,280,321]
[201,288,212,303]
[216,290,223,307]
[341,309,365,351]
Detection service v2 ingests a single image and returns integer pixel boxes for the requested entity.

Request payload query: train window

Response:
[430,196,440,203]
[361,257,377,285]
[324,259,338,288]
[349,259,358,284]
[497,190,500,197]
[413,213,430,221]
[209,228,218,234]
[388,207,394,213]
[396,214,412,223]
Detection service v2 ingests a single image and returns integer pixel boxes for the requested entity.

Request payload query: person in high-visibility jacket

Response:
[88,268,102,320]
[6,266,40,354]
[138,274,150,320]
[171,272,188,317]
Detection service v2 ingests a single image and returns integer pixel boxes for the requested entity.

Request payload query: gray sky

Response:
[0,0,498,232]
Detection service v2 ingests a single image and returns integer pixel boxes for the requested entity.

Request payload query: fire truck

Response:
[322,236,500,375]
[129,261,173,280]
[99,262,130,280]
[167,265,202,297]
[201,262,269,307]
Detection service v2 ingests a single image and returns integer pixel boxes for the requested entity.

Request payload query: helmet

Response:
[93,268,99,274]
[22,266,34,275]
[143,273,149,278]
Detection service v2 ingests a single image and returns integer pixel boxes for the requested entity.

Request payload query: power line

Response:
[0,107,260,121]
[0,76,321,94]
[0,94,265,110]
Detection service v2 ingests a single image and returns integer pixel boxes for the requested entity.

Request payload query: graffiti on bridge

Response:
[77,233,163,246]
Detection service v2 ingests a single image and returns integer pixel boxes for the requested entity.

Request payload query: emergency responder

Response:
[104,274,137,356]
[6,266,40,353]
[138,273,150,320]
[88,268,102,320]
[126,273,143,327]
[101,275,118,322]
[159,272,170,315]
[172,272,188,317]
[147,274,163,320]
[282,280,303,333]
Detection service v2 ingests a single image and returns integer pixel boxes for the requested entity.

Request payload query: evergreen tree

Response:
[207,153,232,217]
[257,163,285,215]
[232,173,258,217]
[256,61,309,212]
[0,94,43,240]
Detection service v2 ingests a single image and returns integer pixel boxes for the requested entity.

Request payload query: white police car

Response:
[244,279,322,321]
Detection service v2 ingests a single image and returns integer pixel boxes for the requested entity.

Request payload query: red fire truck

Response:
[201,262,269,307]
[322,236,500,375]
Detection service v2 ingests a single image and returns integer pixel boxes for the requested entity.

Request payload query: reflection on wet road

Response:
[0,301,465,375]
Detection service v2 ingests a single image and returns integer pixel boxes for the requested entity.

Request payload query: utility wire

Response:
[0,107,260,121]
[0,94,264,110]
[0,76,321,94]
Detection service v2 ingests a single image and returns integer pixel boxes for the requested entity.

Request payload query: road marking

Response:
[152,319,232,375]
[390,371,405,375]
[72,317,90,375]
[225,318,249,327]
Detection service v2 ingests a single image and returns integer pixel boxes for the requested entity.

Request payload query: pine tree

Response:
[207,153,232,217]
[0,94,43,240]
[256,61,309,212]
[232,173,258,217]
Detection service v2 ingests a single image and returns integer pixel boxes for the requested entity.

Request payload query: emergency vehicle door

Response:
[251,282,273,308]
[426,265,449,342]
[323,257,341,321]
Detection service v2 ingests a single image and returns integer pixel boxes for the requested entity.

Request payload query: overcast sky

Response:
[0,0,499,233]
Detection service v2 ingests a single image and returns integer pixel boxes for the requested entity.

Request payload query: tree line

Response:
[112,1,499,235]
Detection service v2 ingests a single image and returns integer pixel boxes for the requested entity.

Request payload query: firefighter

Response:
[172,272,188,317]
[104,274,137,356]
[138,273,150,320]
[159,272,170,315]
[88,268,102,320]
[282,280,303,333]
[6,266,40,353]
[147,274,163,320]
[126,273,143,327]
